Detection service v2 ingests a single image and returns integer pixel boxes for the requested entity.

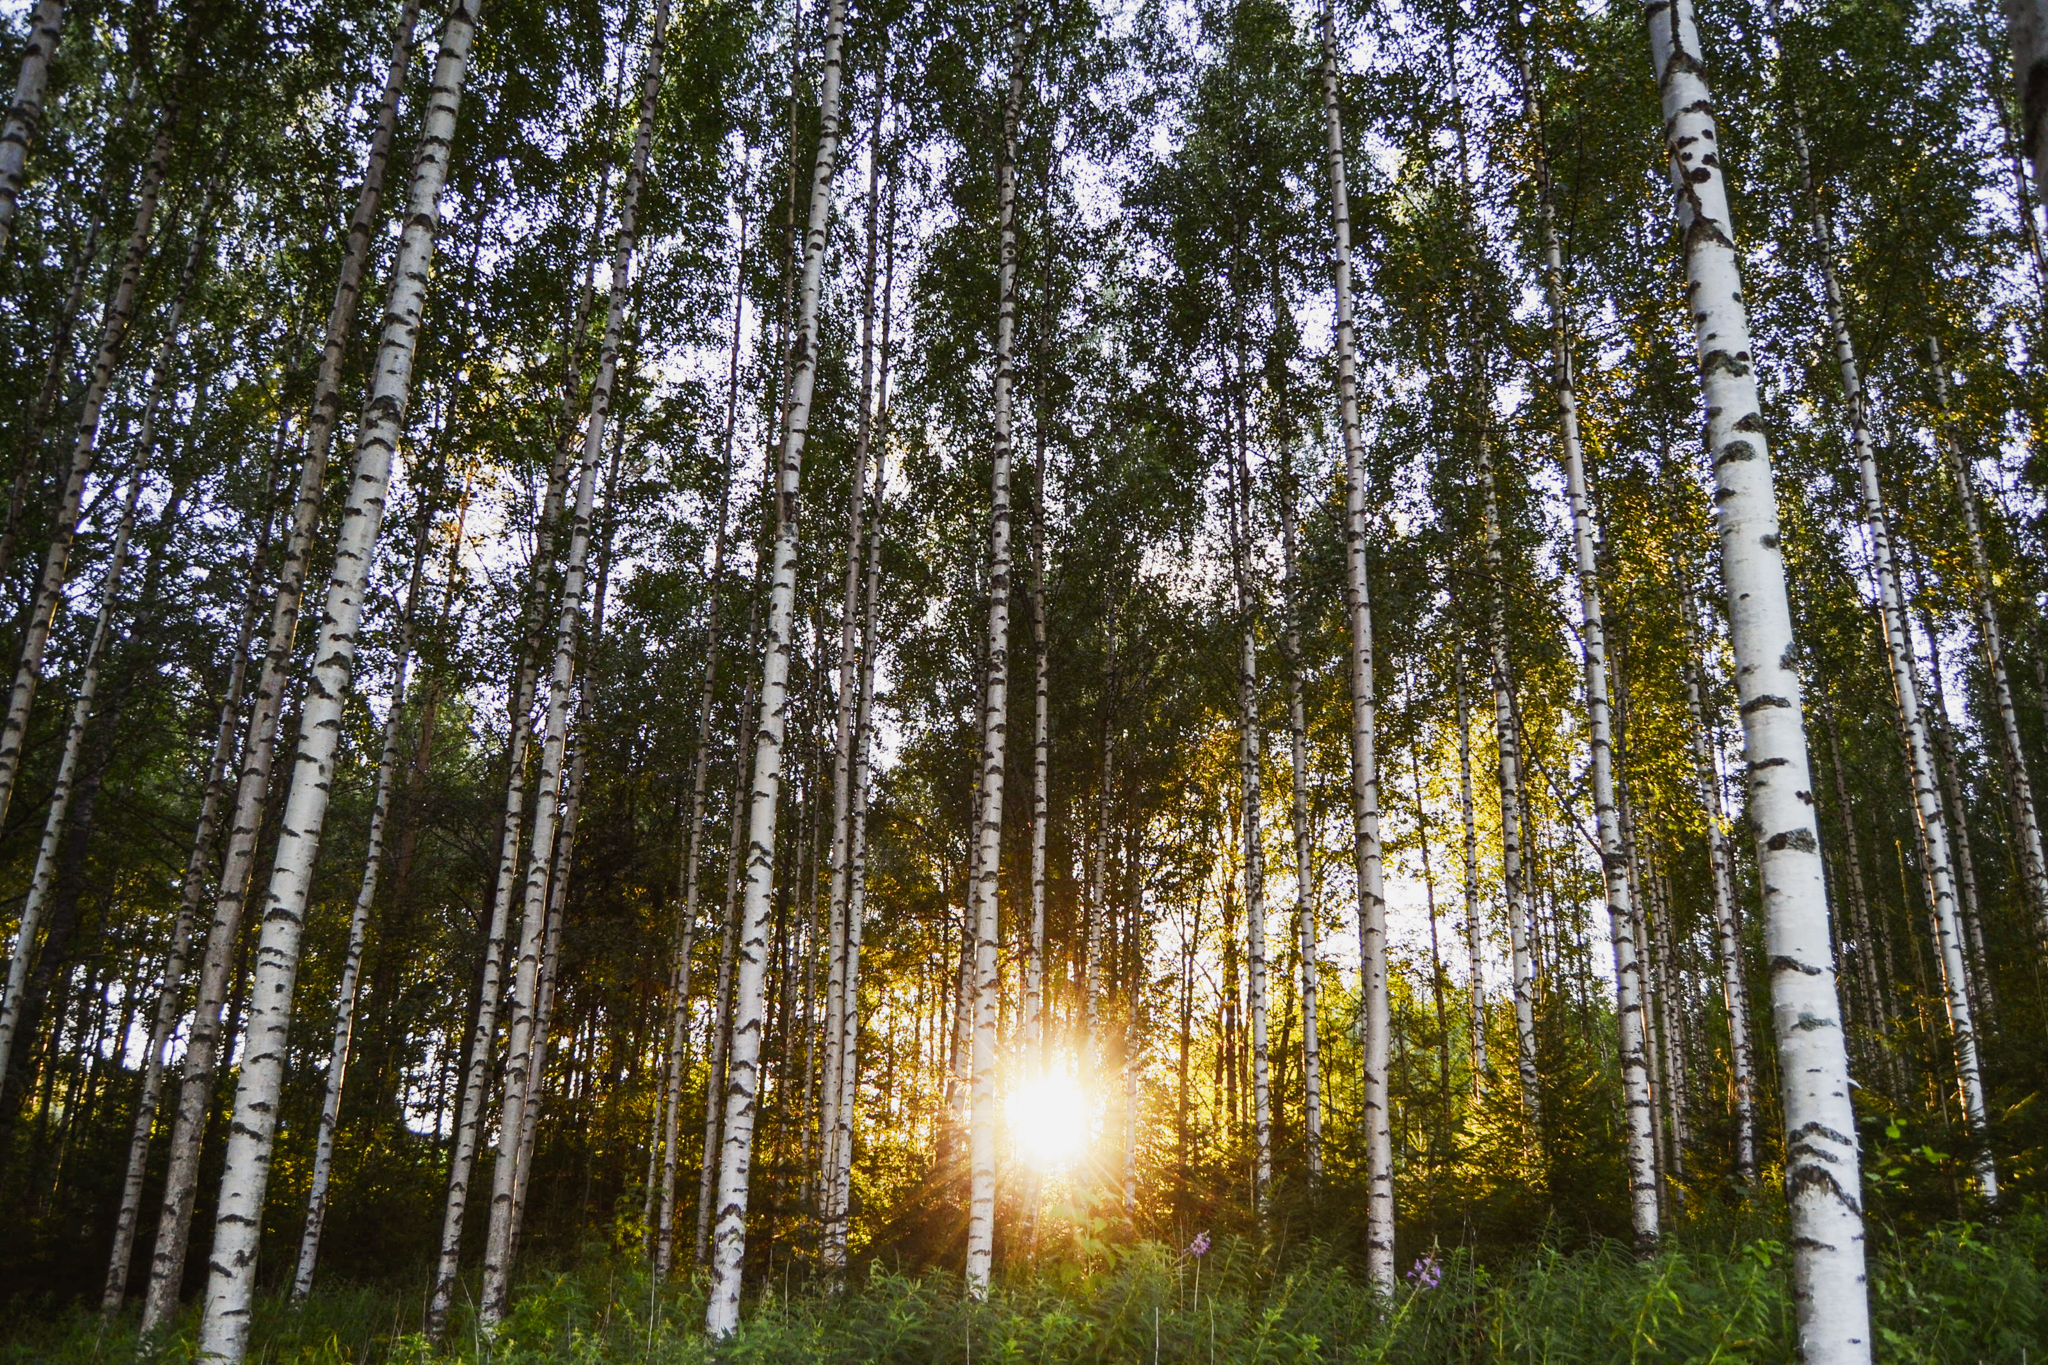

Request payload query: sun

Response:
[1009,1070,1089,1170]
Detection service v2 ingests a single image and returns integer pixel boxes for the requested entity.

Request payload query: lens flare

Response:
[1009,1071,1088,1170]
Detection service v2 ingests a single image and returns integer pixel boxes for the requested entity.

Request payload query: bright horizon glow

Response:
[1010,1071,1089,1172]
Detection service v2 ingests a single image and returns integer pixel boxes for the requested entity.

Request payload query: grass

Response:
[5,1210,2042,1363]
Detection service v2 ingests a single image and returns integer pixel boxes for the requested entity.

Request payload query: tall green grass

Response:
[9,1211,2041,1363]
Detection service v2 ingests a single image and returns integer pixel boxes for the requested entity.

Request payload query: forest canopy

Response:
[0,0,2045,1358]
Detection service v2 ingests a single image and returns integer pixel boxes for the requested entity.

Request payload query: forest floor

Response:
[6,1210,2043,1363]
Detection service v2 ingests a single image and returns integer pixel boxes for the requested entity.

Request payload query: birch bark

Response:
[290,504,432,1302]
[1518,67,1656,1243]
[481,4,665,1326]
[2008,0,2048,189]
[191,7,479,1355]
[965,5,1025,1294]
[0,473,141,1084]
[142,3,420,1322]
[819,83,885,1253]
[653,223,745,1285]
[423,249,589,1344]
[1453,657,1486,1086]
[1681,638,1756,1184]
[1925,339,2048,935]
[1478,434,1541,1126]
[826,452,886,1266]
[0,0,63,247]
[1648,1,1873,1356]
[0,93,177,837]
[1781,85,1993,1200]
[1280,446,1320,1187]
[1227,396,1272,1212]
[1319,0,1391,1288]
[704,0,845,1331]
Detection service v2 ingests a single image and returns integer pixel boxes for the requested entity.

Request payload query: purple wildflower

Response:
[1186,1231,1211,1258]
[1406,1254,1442,1290]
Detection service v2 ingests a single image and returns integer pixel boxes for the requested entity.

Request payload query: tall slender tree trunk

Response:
[696,602,760,1269]
[423,256,589,1346]
[0,88,178,836]
[0,473,141,1083]
[1226,387,1272,1213]
[824,159,898,1277]
[0,0,63,248]
[653,219,746,1286]
[3,221,99,588]
[1478,434,1541,1128]
[289,502,433,1303]
[2008,0,2048,189]
[704,0,846,1332]
[1780,85,1994,1201]
[142,5,420,1325]
[1648,1,1873,1356]
[1926,338,2048,935]
[961,3,1024,1297]
[1280,445,1321,1189]
[192,8,478,1358]
[1453,656,1486,1088]
[1681,636,1757,1185]
[1319,0,1391,1289]
[826,449,887,1266]
[818,80,886,1269]
[480,6,664,1326]
[1518,64,1655,1244]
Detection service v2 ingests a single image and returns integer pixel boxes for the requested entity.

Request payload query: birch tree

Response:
[142,0,422,1320]
[290,507,433,1303]
[1280,444,1320,1187]
[0,0,63,247]
[1925,337,2048,935]
[0,85,179,836]
[1318,0,1391,1290]
[191,2,482,1354]
[1453,656,1485,1086]
[0,473,142,1083]
[481,0,668,1325]
[1517,48,1655,1247]
[1781,73,1994,1200]
[704,0,846,1331]
[1648,0,1872,1356]
[964,2,1026,1295]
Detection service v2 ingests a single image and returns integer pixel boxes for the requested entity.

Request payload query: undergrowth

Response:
[5,1210,2041,1363]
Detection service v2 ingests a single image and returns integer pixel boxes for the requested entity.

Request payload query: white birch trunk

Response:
[819,90,886,1253]
[1648,1,1873,1356]
[1453,657,1486,1086]
[510,729,583,1243]
[653,227,746,1286]
[143,2,420,1320]
[1782,87,1995,1201]
[0,100,175,837]
[1280,447,1320,1188]
[704,0,846,1332]
[0,0,63,247]
[1478,436,1541,1127]
[1682,638,1757,1185]
[1926,338,2048,934]
[1319,0,1391,1288]
[0,474,141,1083]
[826,457,887,1268]
[964,8,1025,1295]
[1521,89,1657,1244]
[290,515,431,1303]
[192,5,480,1354]
[480,7,664,1325]
[1228,421,1272,1212]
